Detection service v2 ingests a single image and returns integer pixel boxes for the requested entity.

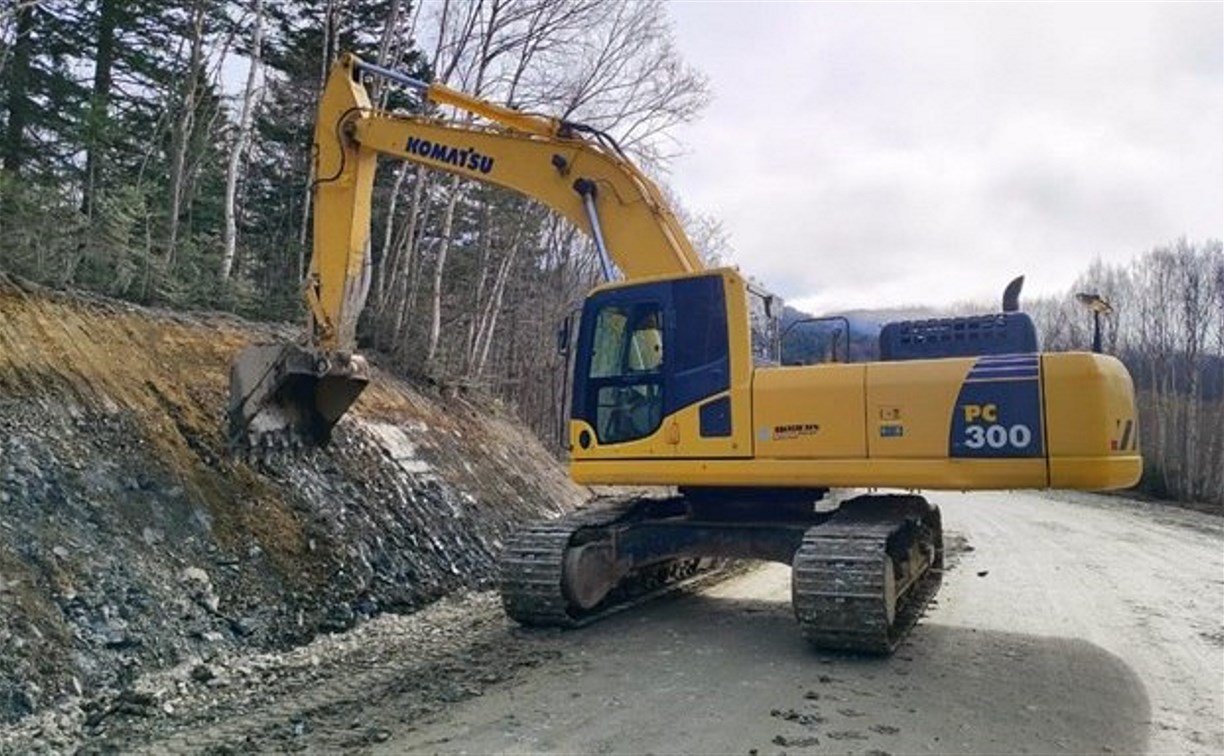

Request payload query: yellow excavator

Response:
[229,54,1142,653]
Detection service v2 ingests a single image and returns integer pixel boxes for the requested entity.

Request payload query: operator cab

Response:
[571,274,741,446]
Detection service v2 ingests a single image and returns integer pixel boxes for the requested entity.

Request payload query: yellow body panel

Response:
[571,285,1141,492]
[570,458,1050,490]
[1042,353,1142,489]
[864,359,979,460]
[753,364,867,459]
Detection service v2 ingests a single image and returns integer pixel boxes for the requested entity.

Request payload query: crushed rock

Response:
[0,275,585,729]
[1,591,561,753]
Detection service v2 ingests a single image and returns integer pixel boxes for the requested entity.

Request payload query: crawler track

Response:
[500,502,723,628]
[792,495,943,654]
[502,493,943,654]
[499,507,619,627]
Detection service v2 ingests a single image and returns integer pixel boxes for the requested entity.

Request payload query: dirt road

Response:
[389,490,1223,756]
[9,489,1220,754]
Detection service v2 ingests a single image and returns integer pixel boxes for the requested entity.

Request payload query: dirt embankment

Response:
[0,275,584,726]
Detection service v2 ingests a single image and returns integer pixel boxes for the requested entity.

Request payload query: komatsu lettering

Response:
[405,137,494,174]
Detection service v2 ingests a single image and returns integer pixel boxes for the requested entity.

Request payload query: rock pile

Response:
[0,276,583,727]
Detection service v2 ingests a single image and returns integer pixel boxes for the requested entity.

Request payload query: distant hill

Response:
[780,305,878,364]
[780,304,951,364]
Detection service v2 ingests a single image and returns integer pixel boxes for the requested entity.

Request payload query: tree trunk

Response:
[1,2,34,176]
[471,209,529,379]
[166,1,206,269]
[298,0,341,278]
[370,0,403,105]
[463,201,495,372]
[473,235,521,379]
[422,0,503,375]
[221,0,264,281]
[374,162,410,309]
[388,165,431,350]
[81,0,119,218]
[425,175,463,370]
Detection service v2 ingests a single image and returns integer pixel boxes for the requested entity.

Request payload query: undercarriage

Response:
[499,491,943,654]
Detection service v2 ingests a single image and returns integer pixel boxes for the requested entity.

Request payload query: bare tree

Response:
[372,0,479,356]
[1043,240,1224,505]
[528,0,708,167]
[424,0,508,371]
[220,0,265,282]
[371,0,426,313]
[165,0,208,268]
[403,0,708,377]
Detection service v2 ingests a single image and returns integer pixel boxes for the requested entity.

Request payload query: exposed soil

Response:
[0,274,584,730]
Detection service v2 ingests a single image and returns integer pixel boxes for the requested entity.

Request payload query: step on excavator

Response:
[229,54,1142,654]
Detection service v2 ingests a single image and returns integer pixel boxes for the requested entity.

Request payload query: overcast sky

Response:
[663,1,1223,314]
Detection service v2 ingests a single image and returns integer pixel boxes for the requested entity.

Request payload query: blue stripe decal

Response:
[969,362,1038,371]
[967,367,1039,379]
[973,358,1038,367]
[968,365,1039,375]
[979,360,1038,365]
[976,353,1038,360]
[969,371,1037,379]
[967,355,1039,372]
[949,355,1045,458]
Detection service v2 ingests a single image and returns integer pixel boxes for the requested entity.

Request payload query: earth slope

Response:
[0,275,583,724]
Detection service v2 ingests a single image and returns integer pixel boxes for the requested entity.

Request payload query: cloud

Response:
[665,2,1223,313]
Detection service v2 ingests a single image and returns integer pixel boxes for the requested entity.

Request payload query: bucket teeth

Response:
[227,344,369,451]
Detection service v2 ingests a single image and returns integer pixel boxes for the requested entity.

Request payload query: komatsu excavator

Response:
[229,54,1142,654]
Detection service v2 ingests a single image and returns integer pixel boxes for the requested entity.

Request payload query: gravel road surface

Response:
[390,490,1223,756]
[9,489,1220,755]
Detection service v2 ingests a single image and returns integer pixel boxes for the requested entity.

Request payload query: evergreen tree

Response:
[243,0,427,318]
[0,1,88,181]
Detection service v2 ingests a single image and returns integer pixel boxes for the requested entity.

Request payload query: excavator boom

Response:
[229,53,701,448]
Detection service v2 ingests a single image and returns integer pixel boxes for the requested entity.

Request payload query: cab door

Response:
[586,299,667,444]
[571,274,739,456]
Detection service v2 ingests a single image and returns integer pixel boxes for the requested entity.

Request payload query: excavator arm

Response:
[229,53,701,449]
[311,53,701,344]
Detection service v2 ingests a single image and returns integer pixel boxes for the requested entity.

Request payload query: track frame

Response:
[499,491,944,654]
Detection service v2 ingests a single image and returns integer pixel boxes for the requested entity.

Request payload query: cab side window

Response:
[589,304,665,443]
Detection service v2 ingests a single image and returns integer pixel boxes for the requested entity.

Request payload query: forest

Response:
[0,0,1220,505]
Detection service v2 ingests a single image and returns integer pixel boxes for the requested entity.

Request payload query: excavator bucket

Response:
[227,343,370,450]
